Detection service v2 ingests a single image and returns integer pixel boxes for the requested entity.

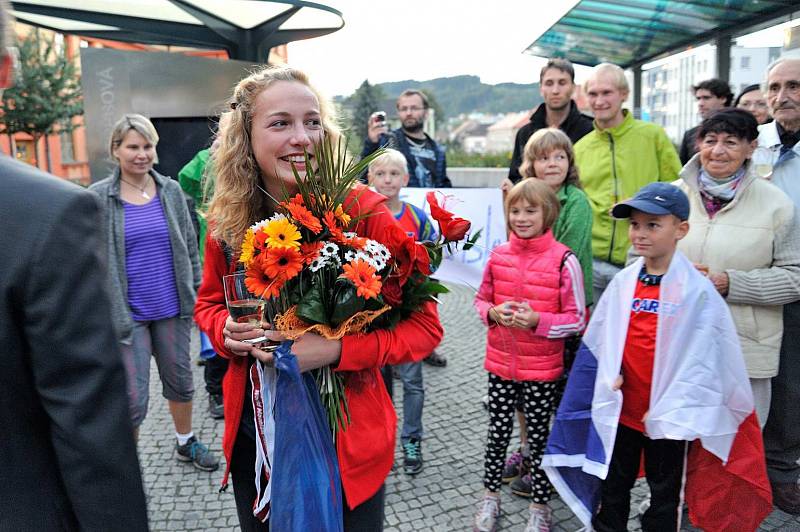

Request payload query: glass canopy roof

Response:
[525,0,799,68]
[10,0,344,61]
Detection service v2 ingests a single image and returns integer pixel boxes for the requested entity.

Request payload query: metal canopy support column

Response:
[633,65,642,119]
[715,33,732,82]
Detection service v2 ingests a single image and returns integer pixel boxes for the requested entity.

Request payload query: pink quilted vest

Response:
[481,230,569,382]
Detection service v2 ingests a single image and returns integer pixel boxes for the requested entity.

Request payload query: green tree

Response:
[0,30,83,171]
[420,88,444,128]
[349,79,385,145]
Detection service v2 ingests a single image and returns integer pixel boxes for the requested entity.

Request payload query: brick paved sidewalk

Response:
[139,283,800,531]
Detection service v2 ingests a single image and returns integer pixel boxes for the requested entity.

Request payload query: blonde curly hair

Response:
[208,65,341,249]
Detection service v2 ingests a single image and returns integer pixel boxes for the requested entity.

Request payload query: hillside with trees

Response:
[339,75,541,119]
[338,75,541,120]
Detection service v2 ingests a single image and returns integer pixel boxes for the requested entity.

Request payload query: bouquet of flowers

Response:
[239,138,479,435]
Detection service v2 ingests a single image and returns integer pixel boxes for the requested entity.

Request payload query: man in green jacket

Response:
[575,63,681,303]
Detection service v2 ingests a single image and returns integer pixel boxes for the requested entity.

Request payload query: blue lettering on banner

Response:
[631,298,660,314]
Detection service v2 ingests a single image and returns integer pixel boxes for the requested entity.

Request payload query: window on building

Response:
[60,130,76,164]
[740,56,750,69]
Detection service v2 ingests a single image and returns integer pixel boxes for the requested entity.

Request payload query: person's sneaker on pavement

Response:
[176,436,219,472]
[501,450,523,484]
[510,472,533,498]
[524,505,552,532]
[423,350,447,367]
[772,478,800,515]
[402,438,423,475]
[473,493,500,532]
[208,393,224,420]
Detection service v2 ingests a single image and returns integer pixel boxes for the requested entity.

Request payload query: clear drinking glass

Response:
[751,146,775,179]
[222,272,279,351]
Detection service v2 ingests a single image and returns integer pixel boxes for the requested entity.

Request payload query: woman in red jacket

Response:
[194,65,443,532]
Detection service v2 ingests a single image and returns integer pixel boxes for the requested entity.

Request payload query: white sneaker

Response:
[524,506,552,532]
[473,494,500,532]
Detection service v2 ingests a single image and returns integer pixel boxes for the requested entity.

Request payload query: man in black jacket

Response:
[505,58,594,188]
[0,3,148,529]
[679,78,732,164]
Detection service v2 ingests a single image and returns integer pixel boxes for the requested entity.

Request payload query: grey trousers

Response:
[764,301,800,483]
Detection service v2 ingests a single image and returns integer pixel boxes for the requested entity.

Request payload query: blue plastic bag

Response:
[269,342,344,532]
[199,331,217,360]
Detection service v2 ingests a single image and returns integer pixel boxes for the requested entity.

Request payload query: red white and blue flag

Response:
[542,251,772,531]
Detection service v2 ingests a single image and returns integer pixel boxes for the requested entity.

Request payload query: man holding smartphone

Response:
[362,89,450,367]
[362,89,451,189]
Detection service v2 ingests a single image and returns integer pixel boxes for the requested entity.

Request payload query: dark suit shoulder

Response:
[0,156,97,219]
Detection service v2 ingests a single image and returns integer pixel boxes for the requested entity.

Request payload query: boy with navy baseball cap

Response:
[544,182,772,531]
[587,182,694,529]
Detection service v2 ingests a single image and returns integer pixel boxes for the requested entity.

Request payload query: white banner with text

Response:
[395,187,507,289]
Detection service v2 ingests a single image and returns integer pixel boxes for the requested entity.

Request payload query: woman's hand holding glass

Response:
[222,316,269,357]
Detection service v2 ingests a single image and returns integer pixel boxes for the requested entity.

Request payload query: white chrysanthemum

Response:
[368,241,391,261]
[320,242,339,257]
[269,212,287,222]
[344,249,358,263]
[372,256,387,270]
[344,231,358,239]
[309,256,329,273]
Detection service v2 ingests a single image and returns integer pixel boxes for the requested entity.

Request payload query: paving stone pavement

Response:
[139,283,800,531]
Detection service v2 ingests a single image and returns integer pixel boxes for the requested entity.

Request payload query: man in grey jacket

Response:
[0,2,148,529]
[760,57,800,515]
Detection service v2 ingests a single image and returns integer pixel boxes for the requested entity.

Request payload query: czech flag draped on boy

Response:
[542,250,772,531]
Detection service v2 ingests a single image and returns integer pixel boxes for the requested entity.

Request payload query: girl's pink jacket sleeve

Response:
[534,253,586,338]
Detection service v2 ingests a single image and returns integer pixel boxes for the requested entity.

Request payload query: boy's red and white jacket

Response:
[474,230,586,382]
[194,186,443,510]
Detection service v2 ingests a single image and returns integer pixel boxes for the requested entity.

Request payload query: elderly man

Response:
[759,57,800,516]
[0,2,148,529]
[574,63,681,303]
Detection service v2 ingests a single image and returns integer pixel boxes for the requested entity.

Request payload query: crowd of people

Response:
[4,0,800,526]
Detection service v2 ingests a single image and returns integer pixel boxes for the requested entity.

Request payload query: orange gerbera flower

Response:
[334,204,351,227]
[342,259,382,299]
[300,241,324,265]
[346,235,368,250]
[287,202,323,233]
[263,246,303,281]
[324,211,347,243]
[245,255,284,299]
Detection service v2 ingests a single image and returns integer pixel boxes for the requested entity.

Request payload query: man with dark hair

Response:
[0,2,148,529]
[759,57,800,515]
[362,89,451,189]
[505,58,594,187]
[679,78,733,164]
[363,88,450,367]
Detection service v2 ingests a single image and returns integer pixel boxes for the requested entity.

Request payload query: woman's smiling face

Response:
[250,80,324,196]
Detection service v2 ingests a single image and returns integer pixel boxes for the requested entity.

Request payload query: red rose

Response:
[426,191,454,225]
[440,216,471,242]
[381,276,403,307]
[413,242,432,275]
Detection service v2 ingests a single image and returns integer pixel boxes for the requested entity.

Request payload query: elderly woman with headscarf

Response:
[676,107,800,427]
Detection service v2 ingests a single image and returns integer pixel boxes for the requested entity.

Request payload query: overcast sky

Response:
[287,0,582,97]
[287,1,798,98]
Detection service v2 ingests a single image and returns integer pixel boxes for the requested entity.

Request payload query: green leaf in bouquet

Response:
[329,279,365,326]
[295,281,328,325]
[462,228,483,251]
[363,294,386,311]
[418,280,450,296]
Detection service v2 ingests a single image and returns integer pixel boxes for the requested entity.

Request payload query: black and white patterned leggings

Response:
[483,373,558,502]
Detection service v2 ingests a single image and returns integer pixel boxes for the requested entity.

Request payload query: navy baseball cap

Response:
[611,182,690,221]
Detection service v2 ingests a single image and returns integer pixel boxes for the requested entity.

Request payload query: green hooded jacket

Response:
[575,110,681,266]
[178,148,213,263]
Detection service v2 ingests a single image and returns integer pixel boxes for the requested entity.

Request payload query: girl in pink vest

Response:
[472,179,586,532]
